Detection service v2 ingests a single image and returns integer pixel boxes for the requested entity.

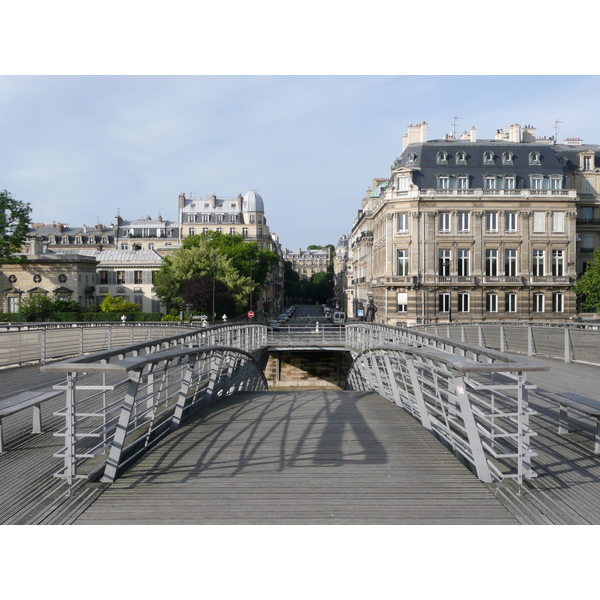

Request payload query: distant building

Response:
[178,190,275,252]
[284,247,331,281]
[0,238,98,315]
[56,247,164,313]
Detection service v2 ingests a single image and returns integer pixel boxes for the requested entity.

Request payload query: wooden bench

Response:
[537,389,600,453]
[0,390,62,452]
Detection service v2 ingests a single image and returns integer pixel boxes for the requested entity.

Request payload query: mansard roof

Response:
[56,248,163,264]
[396,140,569,189]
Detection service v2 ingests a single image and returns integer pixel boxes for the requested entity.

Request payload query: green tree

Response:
[100,294,140,313]
[181,275,236,320]
[0,190,32,264]
[574,248,600,313]
[155,232,279,316]
[19,294,55,321]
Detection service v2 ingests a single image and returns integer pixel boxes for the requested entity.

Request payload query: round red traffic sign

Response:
[248,311,255,318]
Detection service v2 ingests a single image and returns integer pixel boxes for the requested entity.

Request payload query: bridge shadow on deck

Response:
[122,391,388,489]
[74,390,517,525]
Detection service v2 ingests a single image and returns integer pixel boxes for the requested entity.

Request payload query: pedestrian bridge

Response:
[2,319,600,524]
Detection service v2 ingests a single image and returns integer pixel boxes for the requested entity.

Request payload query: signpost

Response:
[248,311,255,318]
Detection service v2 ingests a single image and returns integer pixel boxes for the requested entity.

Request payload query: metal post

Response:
[102,373,142,484]
[453,374,493,483]
[564,326,571,363]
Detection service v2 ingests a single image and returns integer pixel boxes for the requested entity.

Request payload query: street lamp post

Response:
[211,253,216,325]
[249,257,259,319]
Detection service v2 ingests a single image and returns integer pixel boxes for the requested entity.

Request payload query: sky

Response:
[3,74,600,251]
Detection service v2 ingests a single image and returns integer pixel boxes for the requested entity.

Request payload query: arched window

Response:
[456,151,467,164]
[529,151,541,165]
[483,151,495,164]
[407,153,417,165]
[502,151,514,165]
[437,151,448,164]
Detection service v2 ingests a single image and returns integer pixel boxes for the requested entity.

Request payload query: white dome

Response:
[242,189,264,212]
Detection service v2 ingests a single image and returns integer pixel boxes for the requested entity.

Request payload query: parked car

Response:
[332,311,346,325]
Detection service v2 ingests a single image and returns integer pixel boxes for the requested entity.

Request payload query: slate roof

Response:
[390,138,600,192]
[56,248,163,264]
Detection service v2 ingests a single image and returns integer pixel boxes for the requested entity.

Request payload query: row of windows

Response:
[397,292,565,313]
[396,248,566,277]
[99,271,156,285]
[186,227,263,238]
[187,214,263,224]
[397,211,566,234]
[430,150,543,166]
[435,174,563,190]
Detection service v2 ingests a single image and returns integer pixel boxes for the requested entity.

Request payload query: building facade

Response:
[284,247,331,281]
[0,238,98,316]
[26,189,285,317]
[341,122,600,325]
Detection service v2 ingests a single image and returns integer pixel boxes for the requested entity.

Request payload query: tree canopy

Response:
[574,249,600,313]
[0,190,32,264]
[154,231,279,317]
[100,294,141,313]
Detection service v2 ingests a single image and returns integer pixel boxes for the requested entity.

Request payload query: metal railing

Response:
[0,321,197,368]
[346,344,545,485]
[412,321,600,365]
[0,321,268,368]
[40,323,268,489]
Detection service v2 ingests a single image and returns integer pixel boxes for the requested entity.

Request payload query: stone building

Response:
[341,122,600,325]
[284,247,331,281]
[0,238,98,316]
[178,190,275,251]
[56,247,164,313]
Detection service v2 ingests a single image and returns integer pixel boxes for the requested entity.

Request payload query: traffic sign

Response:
[248,311,255,318]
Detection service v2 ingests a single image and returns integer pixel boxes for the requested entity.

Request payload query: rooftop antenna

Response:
[554,119,563,141]
[453,116,462,138]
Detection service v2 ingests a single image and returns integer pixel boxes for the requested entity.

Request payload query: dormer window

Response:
[583,154,594,171]
[503,175,516,190]
[530,175,543,190]
[484,175,498,190]
[397,175,410,190]
[407,153,417,165]
[437,151,448,164]
[502,151,514,165]
[529,151,541,165]
[456,151,467,164]
[437,175,450,189]
[559,156,568,167]
[483,151,495,165]
[550,176,563,190]
[457,175,469,190]
[62,236,69,244]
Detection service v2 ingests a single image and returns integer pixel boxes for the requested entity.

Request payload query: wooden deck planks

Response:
[2,355,600,524]
[73,390,518,525]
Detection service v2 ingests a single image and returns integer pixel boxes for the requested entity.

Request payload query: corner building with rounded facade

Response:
[352,122,600,325]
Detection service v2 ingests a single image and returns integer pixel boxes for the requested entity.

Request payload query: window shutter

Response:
[533,212,545,233]
[553,212,565,233]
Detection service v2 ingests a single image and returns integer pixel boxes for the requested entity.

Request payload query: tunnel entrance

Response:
[264,349,352,390]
